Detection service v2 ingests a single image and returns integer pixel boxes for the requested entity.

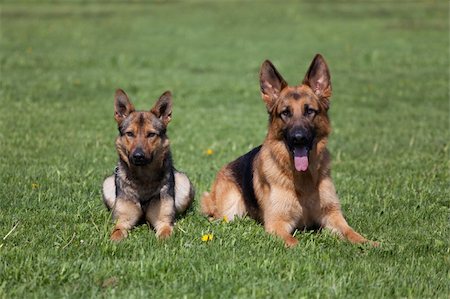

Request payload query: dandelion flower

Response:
[205,149,214,155]
[201,233,213,242]
[31,183,39,189]
[223,215,229,223]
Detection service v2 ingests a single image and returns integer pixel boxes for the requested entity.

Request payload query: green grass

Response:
[1,1,448,298]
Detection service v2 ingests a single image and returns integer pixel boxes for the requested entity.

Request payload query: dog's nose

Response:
[130,148,151,166]
[292,132,308,145]
[132,149,145,161]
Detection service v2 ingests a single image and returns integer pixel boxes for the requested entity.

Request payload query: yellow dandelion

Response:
[223,215,229,223]
[201,233,213,242]
[205,149,214,155]
[31,183,39,189]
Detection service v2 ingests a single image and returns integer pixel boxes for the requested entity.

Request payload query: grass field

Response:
[1,1,449,298]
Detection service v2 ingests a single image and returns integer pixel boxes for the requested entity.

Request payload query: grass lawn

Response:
[1,1,448,298]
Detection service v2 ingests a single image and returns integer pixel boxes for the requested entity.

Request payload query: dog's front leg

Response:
[265,219,298,248]
[111,198,143,241]
[318,178,369,244]
[263,189,299,247]
[323,210,368,244]
[145,187,176,239]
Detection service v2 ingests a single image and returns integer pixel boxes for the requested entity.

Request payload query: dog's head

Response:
[260,54,332,172]
[113,89,172,167]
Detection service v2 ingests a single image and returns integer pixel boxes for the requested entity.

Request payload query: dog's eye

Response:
[125,131,135,138]
[147,132,157,138]
[280,109,291,118]
[305,106,317,116]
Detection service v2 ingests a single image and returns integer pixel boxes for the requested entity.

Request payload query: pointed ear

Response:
[302,54,332,100]
[260,60,288,112]
[114,89,135,124]
[151,91,172,126]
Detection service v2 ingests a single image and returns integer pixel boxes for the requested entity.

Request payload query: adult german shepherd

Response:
[201,54,374,247]
[102,89,194,241]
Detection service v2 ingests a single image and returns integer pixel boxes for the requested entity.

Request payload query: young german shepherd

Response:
[102,89,194,241]
[201,54,374,247]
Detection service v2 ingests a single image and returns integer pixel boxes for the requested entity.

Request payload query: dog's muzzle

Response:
[286,128,314,172]
[130,148,152,166]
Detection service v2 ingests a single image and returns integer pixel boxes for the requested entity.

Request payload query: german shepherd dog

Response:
[102,89,194,241]
[201,54,374,247]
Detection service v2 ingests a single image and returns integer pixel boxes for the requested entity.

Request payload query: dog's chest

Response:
[118,178,163,203]
[292,175,321,227]
[138,186,161,202]
[298,193,321,228]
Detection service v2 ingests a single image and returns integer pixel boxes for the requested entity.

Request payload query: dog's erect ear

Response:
[302,54,332,100]
[260,60,288,112]
[151,91,172,126]
[114,89,135,124]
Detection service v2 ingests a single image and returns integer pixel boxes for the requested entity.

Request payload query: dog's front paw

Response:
[368,240,380,247]
[284,236,299,248]
[110,229,128,242]
[156,225,173,239]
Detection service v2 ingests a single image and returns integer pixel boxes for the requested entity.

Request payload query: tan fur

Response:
[174,172,194,214]
[201,54,375,247]
[201,168,247,221]
[102,175,115,210]
[110,199,142,242]
[145,185,176,239]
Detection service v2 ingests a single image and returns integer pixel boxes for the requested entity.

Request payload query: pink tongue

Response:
[294,147,309,172]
